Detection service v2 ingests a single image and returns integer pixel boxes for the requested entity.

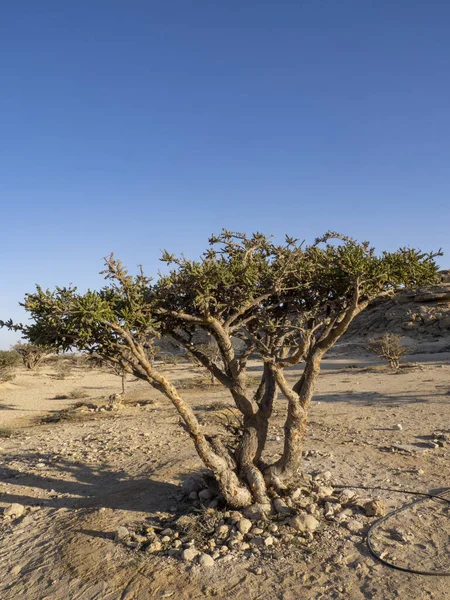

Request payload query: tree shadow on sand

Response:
[0,452,180,514]
[313,390,449,406]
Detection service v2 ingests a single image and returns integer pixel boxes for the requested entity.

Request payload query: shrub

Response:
[12,342,52,370]
[54,359,72,380]
[366,333,409,369]
[0,351,21,382]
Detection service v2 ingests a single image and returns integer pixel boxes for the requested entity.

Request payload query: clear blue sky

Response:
[1,1,449,348]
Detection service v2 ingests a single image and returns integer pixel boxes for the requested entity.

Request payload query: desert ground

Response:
[1,350,450,600]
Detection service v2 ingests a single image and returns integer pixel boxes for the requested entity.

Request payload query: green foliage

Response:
[0,350,21,382]
[0,230,441,382]
[156,230,441,366]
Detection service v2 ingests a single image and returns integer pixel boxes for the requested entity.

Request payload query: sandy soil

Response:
[1,355,450,599]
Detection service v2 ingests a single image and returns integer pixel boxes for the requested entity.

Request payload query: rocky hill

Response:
[345,281,450,352]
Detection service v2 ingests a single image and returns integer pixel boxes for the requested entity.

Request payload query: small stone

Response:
[114,526,130,541]
[188,491,198,500]
[393,424,403,431]
[317,486,334,499]
[3,503,25,518]
[216,524,230,537]
[198,489,214,501]
[161,528,173,536]
[243,503,271,521]
[264,536,274,547]
[254,567,263,575]
[273,498,294,515]
[227,511,243,523]
[338,489,356,504]
[161,536,171,543]
[181,476,204,495]
[250,536,265,546]
[346,519,365,534]
[289,513,320,533]
[236,518,252,535]
[324,502,337,519]
[199,553,215,567]
[291,488,303,501]
[364,500,386,517]
[181,547,199,562]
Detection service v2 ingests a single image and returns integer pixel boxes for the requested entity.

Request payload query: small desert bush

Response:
[366,333,409,370]
[0,427,15,438]
[0,351,21,382]
[54,388,88,400]
[54,359,72,379]
[12,342,52,370]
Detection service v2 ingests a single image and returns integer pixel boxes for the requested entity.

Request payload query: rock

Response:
[335,508,353,523]
[199,553,215,567]
[228,510,242,525]
[322,471,332,481]
[161,528,173,536]
[243,503,271,521]
[198,489,214,501]
[291,488,303,501]
[181,476,205,495]
[216,524,230,537]
[115,526,130,541]
[338,489,356,504]
[250,536,265,546]
[364,500,386,517]
[273,498,294,515]
[181,547,199,562]
[236,518,252,535]
[393,424,403,431]
[324,502,338,519]
[289,513,320,533]
[307,503,319,515]
[317,486,334,499]
[391,444,416,454]
[3,503,25,518]
[264,536,274,547]
[346,519,365,534]
[188,491,198,500]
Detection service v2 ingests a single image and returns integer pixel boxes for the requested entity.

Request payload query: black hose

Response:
[335,484,450,576]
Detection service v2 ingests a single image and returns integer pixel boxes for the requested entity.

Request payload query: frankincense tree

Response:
[0,231,440,512]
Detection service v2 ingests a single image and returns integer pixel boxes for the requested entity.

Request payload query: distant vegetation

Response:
[366,333,409,370]
[0,350,21,382]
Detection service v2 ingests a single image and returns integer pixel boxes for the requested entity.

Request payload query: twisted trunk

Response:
[266,352,322,485]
